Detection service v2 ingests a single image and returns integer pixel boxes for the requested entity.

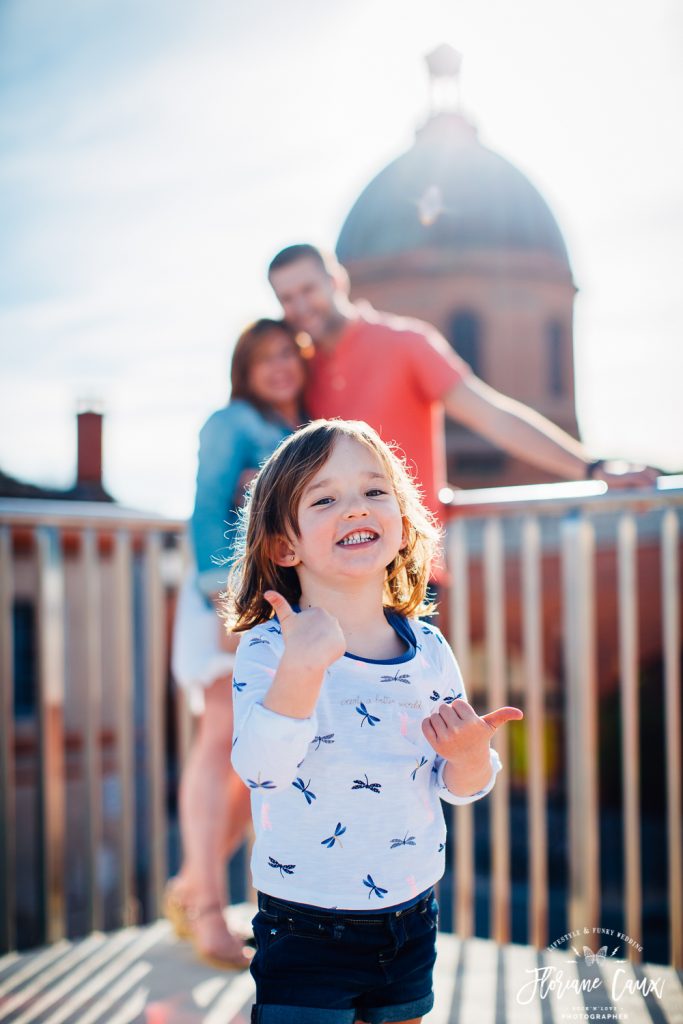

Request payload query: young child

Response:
[224,418,523,1024]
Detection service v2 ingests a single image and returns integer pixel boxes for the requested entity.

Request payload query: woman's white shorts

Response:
[171,572,235,715]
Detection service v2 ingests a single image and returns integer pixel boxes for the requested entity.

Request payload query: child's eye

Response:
[312,489,386,507]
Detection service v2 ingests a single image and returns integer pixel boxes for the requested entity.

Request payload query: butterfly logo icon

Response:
[584,945,608,965]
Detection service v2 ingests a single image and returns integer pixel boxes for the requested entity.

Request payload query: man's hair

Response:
[268,243,337,278]
[222,418,443,632]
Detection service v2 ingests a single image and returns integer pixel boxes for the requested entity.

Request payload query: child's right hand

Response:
[264,591,346,672]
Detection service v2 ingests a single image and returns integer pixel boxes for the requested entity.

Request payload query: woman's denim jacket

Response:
[190,398,295,599]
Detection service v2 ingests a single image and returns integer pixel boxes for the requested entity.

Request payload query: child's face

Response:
[278,436,407,588]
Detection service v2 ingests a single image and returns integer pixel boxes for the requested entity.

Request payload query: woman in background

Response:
[168,318,309,969]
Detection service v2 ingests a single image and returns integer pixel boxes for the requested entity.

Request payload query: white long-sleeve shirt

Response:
[231,606,502,910]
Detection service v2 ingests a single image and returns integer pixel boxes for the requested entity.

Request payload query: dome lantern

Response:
[424,44,463,117]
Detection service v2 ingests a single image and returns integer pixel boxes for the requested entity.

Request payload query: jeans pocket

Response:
[417,894,439,934]
[286,908,337,942]
[253,908,291,952]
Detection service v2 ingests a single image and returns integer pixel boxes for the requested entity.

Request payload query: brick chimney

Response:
[77,410,103,486]
[70,407,112,502]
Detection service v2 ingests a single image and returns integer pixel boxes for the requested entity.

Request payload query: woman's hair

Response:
[230,318,307,419]
[223,418,444,631]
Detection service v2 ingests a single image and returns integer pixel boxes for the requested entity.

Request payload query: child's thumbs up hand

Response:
[264,591,346,672]
[421,700,523,795]
[481,706,525,732]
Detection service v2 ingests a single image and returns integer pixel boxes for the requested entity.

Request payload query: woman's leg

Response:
[174,674,250,960]
[222,770,253,860]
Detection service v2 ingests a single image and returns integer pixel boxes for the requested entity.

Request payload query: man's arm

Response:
[442,374,660,488]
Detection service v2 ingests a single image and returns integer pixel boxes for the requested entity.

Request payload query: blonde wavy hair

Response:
[223,418,443,632]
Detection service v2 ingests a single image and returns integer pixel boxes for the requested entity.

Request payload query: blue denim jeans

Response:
[249,888,439,1023]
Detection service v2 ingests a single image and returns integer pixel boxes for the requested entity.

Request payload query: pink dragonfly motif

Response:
[405,875,419,898]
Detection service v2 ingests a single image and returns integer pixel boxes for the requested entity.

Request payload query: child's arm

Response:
[422,632,523,805]
[230,591,345,791]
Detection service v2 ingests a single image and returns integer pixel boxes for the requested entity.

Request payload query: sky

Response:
[1,0,681,518]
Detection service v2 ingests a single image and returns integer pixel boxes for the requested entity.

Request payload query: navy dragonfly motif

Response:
[430,688,462,704]
[421,625,443,643]
[356,703,381,727]
[438,842,446,853]
[248,635,271,647]
[380,670,411,685]
[321,822,346,849]
[363,874,388,899]
[292,777,316,804]
[247,772,276,789]
[268,856,295,877]
[411,755,429,780]
[267,623,282,635]
[312,733,335,750]
[352,774,382,794]
[390,832,416,849]
[232,678,246,693]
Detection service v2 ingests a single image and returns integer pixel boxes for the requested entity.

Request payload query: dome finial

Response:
[425,44,463,115]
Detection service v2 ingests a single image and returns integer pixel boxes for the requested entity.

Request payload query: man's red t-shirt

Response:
[304,305,472,576]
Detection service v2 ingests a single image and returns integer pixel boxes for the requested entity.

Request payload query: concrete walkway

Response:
[0,906,681,1023]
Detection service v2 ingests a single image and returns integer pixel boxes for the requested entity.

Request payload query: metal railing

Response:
[0,500,185,953]
[442,476,682,967]
[0,479,681,966]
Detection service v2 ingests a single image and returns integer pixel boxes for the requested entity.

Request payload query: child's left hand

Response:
[421,700,523,767]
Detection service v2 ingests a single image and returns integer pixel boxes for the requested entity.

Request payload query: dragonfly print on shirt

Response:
[390,832,416,849]
[421,625,443,644]
[321,822,346,849]
[380,669,412,685]
[356,703,381,727]
[430,688,462,704]
[247,772,277,790]
[292,777,317,804]
[268,856,295,877]
[311,733,335,750]
[248,635,270,648]
[411,756,429,780]
[232,678,246,693]
[363,874,388,899]
[352,773,382,793]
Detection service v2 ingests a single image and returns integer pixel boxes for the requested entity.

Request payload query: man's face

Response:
[269,258,339,342]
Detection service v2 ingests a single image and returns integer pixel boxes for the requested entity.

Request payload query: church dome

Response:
[336,49,570,269]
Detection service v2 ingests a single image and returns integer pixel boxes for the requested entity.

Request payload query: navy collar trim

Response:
[279,603,416,665]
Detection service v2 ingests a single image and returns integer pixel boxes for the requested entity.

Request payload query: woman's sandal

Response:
[188,904,255,972]
[162,878,193,940]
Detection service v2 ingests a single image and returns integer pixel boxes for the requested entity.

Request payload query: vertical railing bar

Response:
[35,526,67,943]
[174,535,194,771]
[144,531,167,919]
[447,518,474,939]
[661,508,682,967]
[617,513,641,962]
[82,529,103,932]
[521,515,548,948]
[561,512,599,934]
[113,530,136,927]
[484,517,510,944]
[0,527,16,952]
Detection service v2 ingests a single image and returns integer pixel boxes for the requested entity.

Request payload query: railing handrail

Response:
[441,474,683,517]
[0,497,186,532]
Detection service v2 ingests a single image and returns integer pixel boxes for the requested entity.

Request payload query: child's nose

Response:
[341,496,371,517]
